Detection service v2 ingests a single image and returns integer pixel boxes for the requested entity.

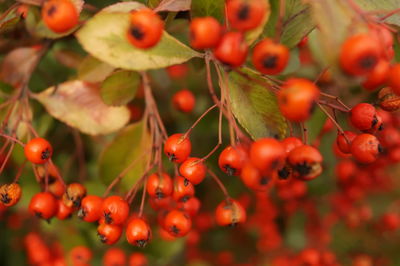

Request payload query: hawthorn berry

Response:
[103,248,126,266]
[0,183,22,207]
[369,23,394,60]
[42,0,78,33]
[336,131,357,154]
[28,192,58,220]
[252,38,290,75]
[278,78,320,122]
[62,182,86,208]
[249,138,285,173]
[177,197,201,217]
[158,227,176,241]
[172,89,195,113]
[339,33,381,76]
[335,160,357,184]
[146,172,173,199]
[164,133,191,163]
[378,127,400,148]
[215,199,246,227]
[166,64,189,79]
[179,157,207,185]
[97,223,122,245]
[362,59,389,91]
[126,218,152,247]
[218,145,248,176]
[100,195,130,225]
[240,162,271,191]
[287,145,323,181]
[69,246,92,266]
[349,103,378,132]
[190,17,222,49]
[226,0,267,31]
[214,32,248,67]
[24,138,53,164]
[148,196,172,211]
[281,137,303,155]
[172,176,195,202]
[380,212,400,231]
[378,87,400,112]
[127,8,164,49]
[56,199,73,220]
[351,134,381,164]
[388,64,400,95]
[164,209,192,237]
[129,253,148,266]
[78,195,103,222]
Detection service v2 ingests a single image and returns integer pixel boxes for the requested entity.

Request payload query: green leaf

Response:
[100,70,140,106]
[76,5,200,71]
[224,67,288,139]
[98,121,152,191]
[0,5,21,34]
[245,0,271,45]
[32,80,130,135]
[355,0,400,27]
[77,56,115,83]
[191,0,225,22]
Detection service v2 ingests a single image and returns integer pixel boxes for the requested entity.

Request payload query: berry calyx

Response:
[62,182,86,208]
[0,183,22,207]
[226,0,267,31]
[164,133,191,163]
[97,223,122,245]
[146,172,173,199]
[218,145,248,176]
[100,196,129,225]
[172,176,195,202]
[126,217,152,247]
[287,145,323,181]
[163,209,192,237]
[252,38,290,75]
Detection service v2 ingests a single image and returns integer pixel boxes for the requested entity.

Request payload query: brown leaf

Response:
[32,80,130,135]
[154,0,191,12]
[54,49,83,69]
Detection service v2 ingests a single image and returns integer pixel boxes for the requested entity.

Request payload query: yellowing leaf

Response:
[98,121,152,191]
[154,0,192,12]
[76,8,200,71]
[100,70,140,106]
[77,56,115,83]
[32,80,130,135]
[225,67,288,139]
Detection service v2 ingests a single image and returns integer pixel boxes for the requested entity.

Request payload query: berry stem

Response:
[379,8,400,21]
[316,102,345,134]
[274,0,286,41]
[208,169,230,199]
[48,159,67,189]
[320,92,351,111]
[71,129,86,182]
[0,132,25,147]
[0,142,14,174]
[138,176,148,218]
[13,159,27,183]
[183,104,218,139]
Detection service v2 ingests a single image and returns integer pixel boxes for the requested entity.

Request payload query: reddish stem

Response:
[13,160,27,183]
[208,169,230,199]
[183,104,218,139]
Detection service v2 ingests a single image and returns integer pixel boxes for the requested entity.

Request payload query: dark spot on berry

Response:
[359,55,377,70]
[378,123,384,131]
[270,159,280,170]
[130,26,144,40]
[167,152,177,162]
[262,54,278,69]
[103,212,113,224]
[47,5,57,17]
[371,116,378,128]
[228,222,238,228]
[183,178,189,186]
[1,193,10,204]
[260,176,269,185]
[77,208,86,219]
[223,165,236,176]
[72,197,82,208]
[41,148,51,160]
[155,191,165,199]
[136,239,147,248]
[278,166,290,180]
[170,225,180,235]
[237,4,250,20]
[378,144,383,153]
[35,212,42,218]
[98,233,107,243]
[180,195,190,202]
[294,162,312,176]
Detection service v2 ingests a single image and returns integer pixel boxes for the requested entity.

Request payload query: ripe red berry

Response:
[177,196,201,217]
[101,196,130,225]
[218,145,248,176]
[103,248,126,266]
[166,64,189,79]
[29,192,58,220]
[0,183,22,207]
[126,217,152,247]
[129,252,148,266]
[69,246,92,266]
[362,59,389,91]
[335,159,357,184]
[351,134,381,164]
[369,23,394,60]
[214,32,248,67]
[127,8,164,49]
[240,162,272,191]
[278,78,320,122]
[62,182,86,208]
[148,196,172,211]
[226,0,267,31]
[388,64,400,95]
[164,209,192,237]
[56,199,73,220]
[287,145,323,180]
[97,223,122,245]
[78,195,103,222]
[339,33,381,76]
[349,103,378,131]
[252,38,290,75]
[24,138,53,164]
[381,212,400,231]
[179,157,207,185]
[336,131,357,154]
[215,199,246,227]
[164,133,191,163]
[172,89,195,113]
[146,172,173,199]
[249,138,285,173]
[42,0,78,33]
[378,127,400,148]
[172,176,195,202]
[190,17,222,49]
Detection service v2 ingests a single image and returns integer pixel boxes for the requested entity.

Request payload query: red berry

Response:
[240,162,272,191]
[381,212,400,231]
[177,196,201,217]
[126,218,152,247]
[62,182,86,208]
[164,209,192,237]
[42,0,78,33]
[0,183,22,207]
[148,196,172,211]
[179,157,207,185]
[146,172,173,199]
[29,192,58,220]
[172,176,195,202]
[252,38,290,75]
[215,199,246,226]
[172,89,195,113]
[287,145,323,180]
[56,199,73,220]
[388,64,400,95]
[339,33,381,76]
[69,246,92,265]
[166,64,189,79]
[78,195,103,222]
[226,0,267,31]
[349,103,379,132]
[281,137,303,155]
[249,138,285,173]
[190,17,222,49]
[218,145,248,176]
[278,78,320,122]
[362,59,389,91]
[214,32,248,67]
[97,223,122,245]
[103,248,126,266]
[100,196,129,225]
[378,127,400,148]
[164,133,191,163]
[24,138,53,164]
[351,134,381,164]
[336,131,357,154]
[127,8,164,49]
[335,160,357,184]
[129,253,148,266]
